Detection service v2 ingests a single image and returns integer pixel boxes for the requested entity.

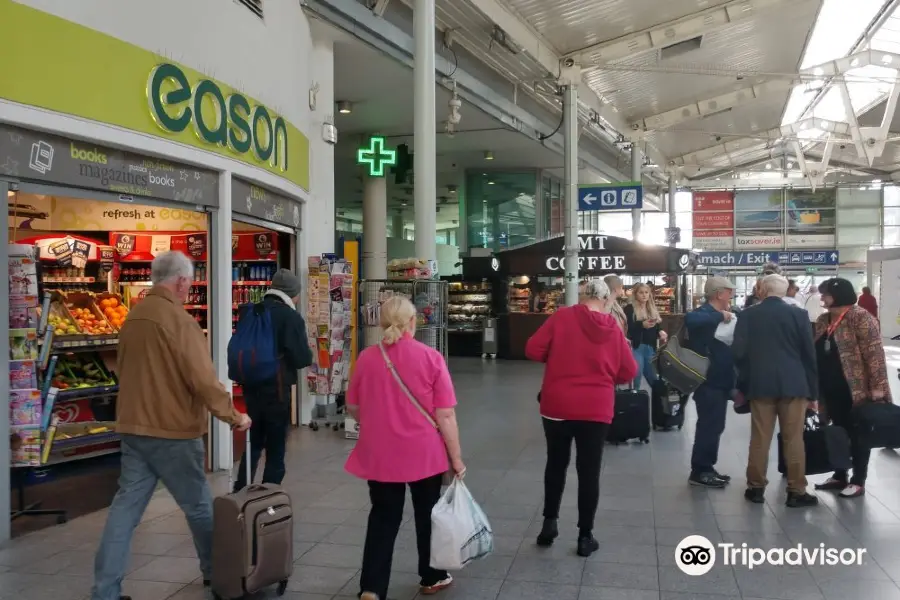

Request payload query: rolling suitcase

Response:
[211,432,293,600]
[651,380,685,431]
[778,410,851,476]
[608,388,651,444]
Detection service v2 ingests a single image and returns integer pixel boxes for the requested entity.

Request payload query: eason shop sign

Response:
[0,123,218,206]
[148,64,287,174]
[232,178,301,229]
[0,0,310,190]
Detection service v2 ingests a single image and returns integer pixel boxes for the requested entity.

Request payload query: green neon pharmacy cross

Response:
[357,136,397,177]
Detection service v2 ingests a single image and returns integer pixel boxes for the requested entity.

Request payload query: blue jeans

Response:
[92,435,213,600]
[690,386,730,475]
[632,344,659,389]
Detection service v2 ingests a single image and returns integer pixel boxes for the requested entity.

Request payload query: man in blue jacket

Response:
[685,276,737,488]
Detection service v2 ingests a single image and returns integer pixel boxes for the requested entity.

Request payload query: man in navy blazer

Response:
[733,274,819,508]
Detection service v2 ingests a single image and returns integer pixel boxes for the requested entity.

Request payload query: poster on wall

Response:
[785,188,836,248]
[734,190,783,249]
[880,258,900,340]
[692,191,734,250]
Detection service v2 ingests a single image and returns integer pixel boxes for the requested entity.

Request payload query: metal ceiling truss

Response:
[792,139,834,191]
[563,0,811,66]
[461,0,669,180]
[671,117,851,167]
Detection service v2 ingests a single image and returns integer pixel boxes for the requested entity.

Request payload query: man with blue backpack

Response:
[228,269,313,491]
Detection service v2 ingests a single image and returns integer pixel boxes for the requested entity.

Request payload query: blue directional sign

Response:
[577,182,643,212]
[697,250,839,268]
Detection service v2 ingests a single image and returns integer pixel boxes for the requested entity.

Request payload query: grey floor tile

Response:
[819,579,900,600]
[496,580,580,600]
[119,580,187,600]
[286,565,358,595]
[659,594,740,600]
[322,525,367,546]
[732,565,824,600]
[657,565,740,596]
[454,553,514,580]
[581,562,659,590]
[579,587,661,600]
[505,555,585,585]
[126,556,203,584]
[296,543,363,568]
[590,543,659,566]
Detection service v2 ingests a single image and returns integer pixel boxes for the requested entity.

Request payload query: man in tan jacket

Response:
[92,251,250,600]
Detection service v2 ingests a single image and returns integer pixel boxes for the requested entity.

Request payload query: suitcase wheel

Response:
[642,438,650,444]
[277,580,288,596]
[678,425,683,431]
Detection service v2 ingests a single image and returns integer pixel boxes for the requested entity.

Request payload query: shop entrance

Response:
[229,214,299,463]
[6,182,212,537]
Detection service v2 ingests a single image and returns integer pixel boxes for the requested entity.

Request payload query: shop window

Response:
[465,171,536,250]
[674,191,693,212]
[678,229,694,249]
[885,226,900,247]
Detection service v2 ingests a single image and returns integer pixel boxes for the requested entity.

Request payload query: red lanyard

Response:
[826,308,850,338]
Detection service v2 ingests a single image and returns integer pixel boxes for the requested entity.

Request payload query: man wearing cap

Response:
[684,276,738,488]
[233,268,313,491]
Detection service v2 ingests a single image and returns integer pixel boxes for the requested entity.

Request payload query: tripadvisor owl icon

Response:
[676,535,716,576]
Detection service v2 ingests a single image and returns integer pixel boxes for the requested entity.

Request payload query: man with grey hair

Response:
[684,276,737,488]
[732,274,818,507]
[92,251,251,600]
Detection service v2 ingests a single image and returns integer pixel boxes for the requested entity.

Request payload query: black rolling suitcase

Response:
[609,388,651,444]
[651,380,685,431]
[777,410,851,476]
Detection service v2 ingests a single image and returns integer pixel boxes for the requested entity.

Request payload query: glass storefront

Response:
[465,170,537,251]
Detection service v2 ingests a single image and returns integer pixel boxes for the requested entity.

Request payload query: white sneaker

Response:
[420,575,454,595]
[840,484,865,498]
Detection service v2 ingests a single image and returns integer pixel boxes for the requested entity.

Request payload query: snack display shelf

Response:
[52,429,119,451]
[44,277,97,284]
[44,446,121,467]
[46,334,119,350]
[233,280,272,286]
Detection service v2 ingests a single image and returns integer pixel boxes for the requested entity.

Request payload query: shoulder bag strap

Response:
[378,342,438,429]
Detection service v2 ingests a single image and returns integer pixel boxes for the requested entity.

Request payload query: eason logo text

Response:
[675,535,866,575]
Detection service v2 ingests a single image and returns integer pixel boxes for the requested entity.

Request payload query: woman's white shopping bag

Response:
[430,479,493,570]
[714,316,737,346]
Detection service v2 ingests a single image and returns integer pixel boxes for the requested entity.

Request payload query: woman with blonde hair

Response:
[624,283,668,389]
[345,296,465,600]
[603,274,627,333]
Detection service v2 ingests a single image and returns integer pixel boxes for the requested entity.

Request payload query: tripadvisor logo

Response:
[147,63,288,173]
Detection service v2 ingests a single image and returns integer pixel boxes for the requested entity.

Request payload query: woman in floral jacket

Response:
[813,278,892,498]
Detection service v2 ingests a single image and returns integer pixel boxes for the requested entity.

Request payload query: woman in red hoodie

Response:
[525,279,638,557]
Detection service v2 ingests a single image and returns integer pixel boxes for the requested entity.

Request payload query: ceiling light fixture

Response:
[765,163,773,170]
[484,150,494,161]
[487,180,495,185]
[337,101,353,114]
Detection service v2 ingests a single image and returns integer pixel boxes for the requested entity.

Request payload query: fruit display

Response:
[67,306,114,335]
[51,354,116,390]
[98,296,128,330]
[47,304,80,336]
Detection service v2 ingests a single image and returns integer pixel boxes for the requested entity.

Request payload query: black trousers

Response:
[824,388,870,485]
[542,418,609,532]
[360,474,448,599]
[234,400,289,491]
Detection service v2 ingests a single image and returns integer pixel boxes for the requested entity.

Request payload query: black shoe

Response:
[536,518,558,547]
[712,470,731,484]
[203,580,210,587]
[786,492,819,507]
[814,477,847,491]
[576,534,600,557]
[744,488,764,504]
[689,472,727,488]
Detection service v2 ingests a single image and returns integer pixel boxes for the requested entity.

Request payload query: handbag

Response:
[852,401,900,450]
[378,342,456,485]
[657,330,709,395]
[777,409,852,476]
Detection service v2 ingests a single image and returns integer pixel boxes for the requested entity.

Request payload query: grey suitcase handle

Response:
[227,428,252,492]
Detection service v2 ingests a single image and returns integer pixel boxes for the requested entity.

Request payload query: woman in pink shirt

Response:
[345,296,465,600]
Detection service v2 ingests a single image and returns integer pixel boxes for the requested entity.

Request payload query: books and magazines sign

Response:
[692,191,734,250]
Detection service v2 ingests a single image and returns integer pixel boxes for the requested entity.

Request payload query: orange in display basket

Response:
[103,304,128,329]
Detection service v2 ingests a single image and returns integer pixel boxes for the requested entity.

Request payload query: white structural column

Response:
[668,172,677,248]
[563,85,580,306]
[211,173,234,471]
[413,0,437,261]
[362,174,388,279]
[631,144,642,241]
[392,213,404,239]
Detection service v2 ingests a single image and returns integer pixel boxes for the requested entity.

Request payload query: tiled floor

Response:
[4,354,900,600]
